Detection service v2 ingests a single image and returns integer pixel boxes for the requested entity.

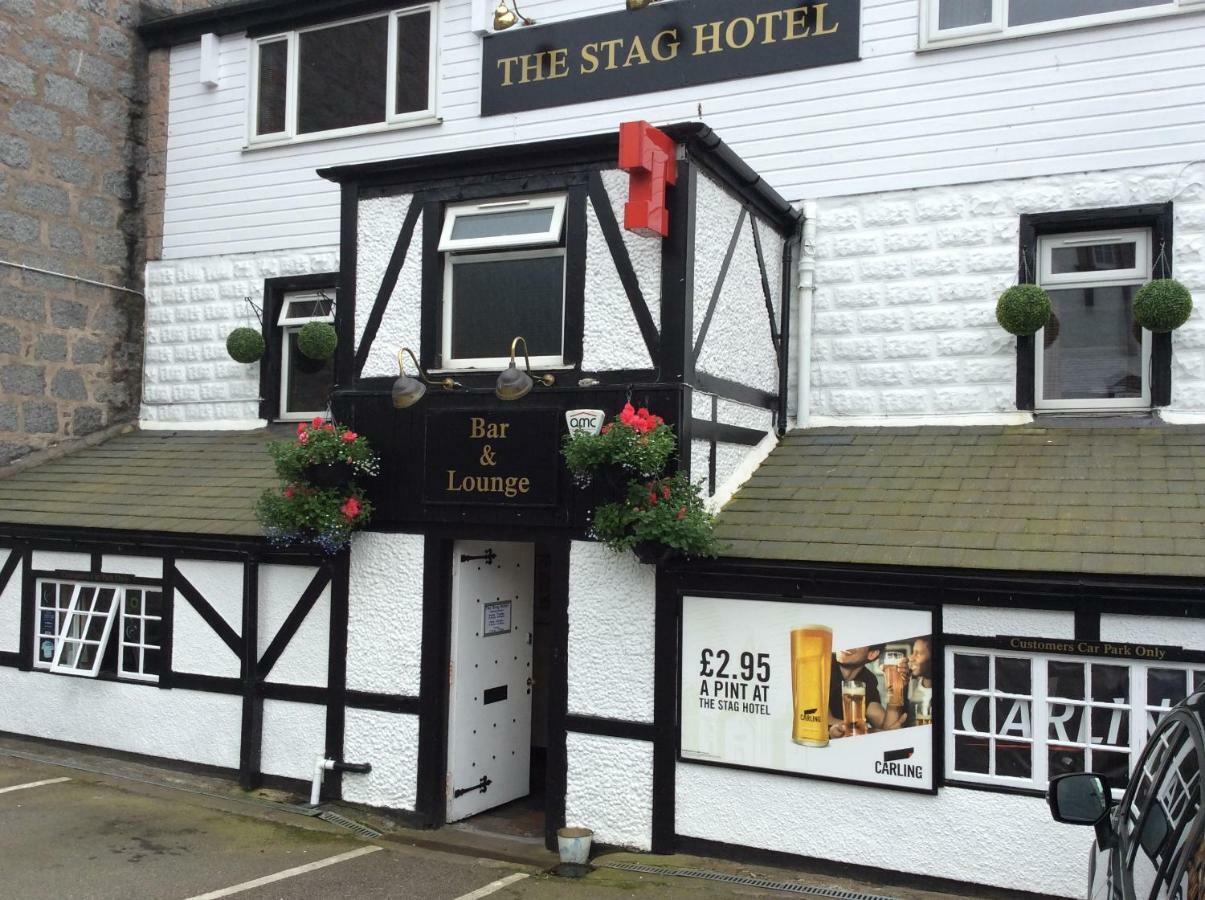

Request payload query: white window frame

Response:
[47,582,120,678]
[920,0,1205,50]
[945,647,1205,798]
[440,248,568,371]
[246,4,440,149]
[277,289,335,422]
[36,579,164,682]
[117,587,164,683]
[438,195,568,253]
[1034,227,1153,413]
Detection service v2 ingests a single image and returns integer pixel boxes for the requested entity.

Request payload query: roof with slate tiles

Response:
[715,425,1205,579]
[0,428,288,537]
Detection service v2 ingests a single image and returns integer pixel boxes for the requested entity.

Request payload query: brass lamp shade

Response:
[391,373,427,409]
[493,1,517,29]
[495,361,534,401]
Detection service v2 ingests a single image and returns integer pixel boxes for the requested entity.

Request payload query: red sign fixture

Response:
[618,121,677,239]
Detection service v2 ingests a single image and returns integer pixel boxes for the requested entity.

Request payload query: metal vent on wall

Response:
[602,862,901,900]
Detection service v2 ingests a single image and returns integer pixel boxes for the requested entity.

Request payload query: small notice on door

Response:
[484,600,512,637]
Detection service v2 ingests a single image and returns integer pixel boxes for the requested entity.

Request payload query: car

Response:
[1048,690,1205,899]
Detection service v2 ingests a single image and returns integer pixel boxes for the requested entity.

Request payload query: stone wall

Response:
[810,163,1205,420]
[0,0,234,467]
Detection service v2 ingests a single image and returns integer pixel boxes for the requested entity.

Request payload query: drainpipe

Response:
[310,756,372,806]
[796,201,818,429]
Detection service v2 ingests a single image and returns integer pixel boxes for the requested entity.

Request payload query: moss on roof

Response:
[0,428,288,537]
[716,425,1205,578]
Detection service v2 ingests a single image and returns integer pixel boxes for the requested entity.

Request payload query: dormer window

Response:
[249,4,437,146]
[436,195,568,370]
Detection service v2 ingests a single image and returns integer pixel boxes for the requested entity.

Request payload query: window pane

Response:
[144,648,162,675]
[145,592,163,616]
[285,331,333,415]
[450,208,557,243]
[449,255,564,362]
[395,10,431,116]
[995,656,1031,695]
[1049,702,1086,744]
[997,742,1032,779]
[1050,241,1137,275]
[938,0,994,28]
[298,18,387,135]
[38,637,55,662]
[1092,664,1130,704]
[1042,285,1142,402]
[122,647,139,674]
[954,653,989,690]
[995,697,1032,738]
[256,40,288,135]
[1050,746,1085,779]
[1095,749,1131,791]
[1149,669,1189,711]
[954,692,991,734]
[1010,0,1170,27]
[954,734,990,774]
[1092,707,1129,748]
[123,618,141,643]
[1049,661,1085,699]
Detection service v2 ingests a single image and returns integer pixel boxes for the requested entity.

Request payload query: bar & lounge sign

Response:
[481,0,860,116]
[424,409,559,507]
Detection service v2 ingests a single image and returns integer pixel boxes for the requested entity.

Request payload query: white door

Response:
[447,540,534,822]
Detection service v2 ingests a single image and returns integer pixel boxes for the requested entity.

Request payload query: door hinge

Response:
[453,774,492,798]
[460,548,496,565]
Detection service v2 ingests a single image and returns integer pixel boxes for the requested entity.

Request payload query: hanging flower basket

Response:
[996,285,1053,337]
[226,327,265,364]
[297,321,338,361]
[301,460,357,489]
[1133,279,1194,333]
[631,540,682,566]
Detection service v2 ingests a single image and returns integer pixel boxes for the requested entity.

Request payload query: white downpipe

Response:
[310,757,336,806]
[796,201,818,429]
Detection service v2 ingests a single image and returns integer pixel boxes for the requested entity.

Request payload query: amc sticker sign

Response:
[680,596,936,792]
[565,409,605,435]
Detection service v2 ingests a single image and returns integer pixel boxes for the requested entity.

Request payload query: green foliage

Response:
[591,474,722,559]
[297,321,338,361]
[561,404,676,478]
[1133,279,1193,333]
[226,327,265,364]
[996,284,1053,337]
[257,418,380,553]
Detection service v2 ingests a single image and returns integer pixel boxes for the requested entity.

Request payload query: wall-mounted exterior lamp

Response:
[495,337,555,401]
[391,348,461,409]
[493,0,534,30]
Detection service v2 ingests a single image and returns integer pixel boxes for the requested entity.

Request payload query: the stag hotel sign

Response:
[481,0,860,116]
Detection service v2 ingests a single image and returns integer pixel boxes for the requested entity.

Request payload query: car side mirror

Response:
[1048,773,1113,825]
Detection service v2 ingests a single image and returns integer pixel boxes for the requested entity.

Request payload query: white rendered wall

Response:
[142,248,339,425]
[0,550,20,654]
[31,550,89,571]
[173,559,243,679]
[258,564,329,689]
[808,164,1205,419]
[101,555,164,579]
[161,1,1205,258]
[945,605,1077,640]
[566,732,653,851]
[260,699,326,782]
[676,763,1091,898]
[347,532,425,697]
[1100,613,1205,648]
[689,391,777,500]
[693,173,782,395]
[567,541,654,723]
[342,708,420,811]
[356,194,419,379]
[0,668,241,769]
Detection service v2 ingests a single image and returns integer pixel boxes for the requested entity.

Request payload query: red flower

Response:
[648,491,659,505]
[323,423,335,432]
[341,431,358,443]
[298,431,309,444]
[677,506,687,521]
[283,485,295,499]
[311,417,324,429]
[341,497,362,520]
[296,422,307,435]
[662,484,671,499]
[601,423,613,434]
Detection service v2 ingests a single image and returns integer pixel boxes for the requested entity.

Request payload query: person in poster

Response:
[827,645,907,738]
[901,636,934,726]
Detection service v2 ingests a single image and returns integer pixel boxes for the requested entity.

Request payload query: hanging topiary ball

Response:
[226,327,265,364]
[297,322,338,361]
[996,284,1053,337]
[1133,279,1193,333]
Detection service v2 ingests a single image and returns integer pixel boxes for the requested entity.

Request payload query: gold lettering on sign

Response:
[548,48,569,79]
[726,17,755,50]
[624,34,650,68]
[580,42,599,74]
[784,6,811,40]
[469,418,511,440]
[652,28,680,61]
[813,3,839,36]
[693,21,724,55]
[755,11,784,43]
[497,56,519,86]
[446,471,532,499]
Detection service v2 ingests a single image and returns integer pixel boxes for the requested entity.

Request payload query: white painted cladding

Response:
[162,1,1205,258]
[347,532,425,697]
[676,763,1090,898]
[142,248,338,425]
[566,732,653,850]
[567,541,655,723]
[809,164,1205,418]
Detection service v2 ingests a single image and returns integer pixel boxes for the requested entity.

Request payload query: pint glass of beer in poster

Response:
[841,680,868,735]
[790,625,832,747]
[882,648,906,707]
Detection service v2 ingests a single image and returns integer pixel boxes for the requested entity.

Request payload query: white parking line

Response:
[453,872,531,900]
[182,845,381,900]
[0,777,71,794]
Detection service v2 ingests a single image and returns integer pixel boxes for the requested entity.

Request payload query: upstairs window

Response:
[922,0,1205,48]
[36,580,163,682]
[277,289,335,421]
[1035,229,1152,411]
[437,195,568,370]
[249,5,437,145]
